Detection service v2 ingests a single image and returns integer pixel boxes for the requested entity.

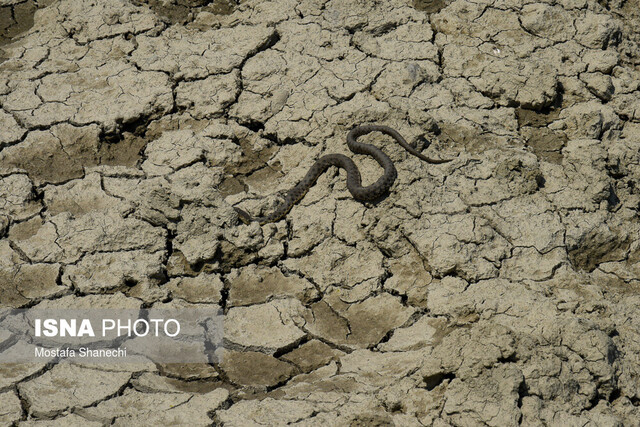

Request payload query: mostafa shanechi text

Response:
[34,346,127,358]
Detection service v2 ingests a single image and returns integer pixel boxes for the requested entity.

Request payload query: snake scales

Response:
[234,124,451,225]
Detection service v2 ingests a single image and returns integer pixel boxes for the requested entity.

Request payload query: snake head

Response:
[233,207,253,225]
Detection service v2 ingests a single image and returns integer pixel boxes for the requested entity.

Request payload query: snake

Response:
[234,124,451,225]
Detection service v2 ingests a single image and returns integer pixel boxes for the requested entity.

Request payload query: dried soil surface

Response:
[1,0,640,425]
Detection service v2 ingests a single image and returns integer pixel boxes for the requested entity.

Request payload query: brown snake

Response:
[234,125,451,225]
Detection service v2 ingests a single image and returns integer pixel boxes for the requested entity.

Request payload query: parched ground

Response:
[1,0,640,425]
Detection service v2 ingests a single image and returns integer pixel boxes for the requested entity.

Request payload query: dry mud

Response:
[1,0,640,425]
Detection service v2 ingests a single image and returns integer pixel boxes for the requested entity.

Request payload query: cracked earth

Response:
[1,0,640,425]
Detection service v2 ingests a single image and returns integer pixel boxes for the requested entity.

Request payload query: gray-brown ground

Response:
[1,0,640,425]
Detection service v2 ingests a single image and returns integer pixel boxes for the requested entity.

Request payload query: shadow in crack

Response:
[412,0,451,13]
[131,0,238,25]
[0,0,42,63]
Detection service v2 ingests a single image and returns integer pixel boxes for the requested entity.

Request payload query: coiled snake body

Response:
[234,125,451,225]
